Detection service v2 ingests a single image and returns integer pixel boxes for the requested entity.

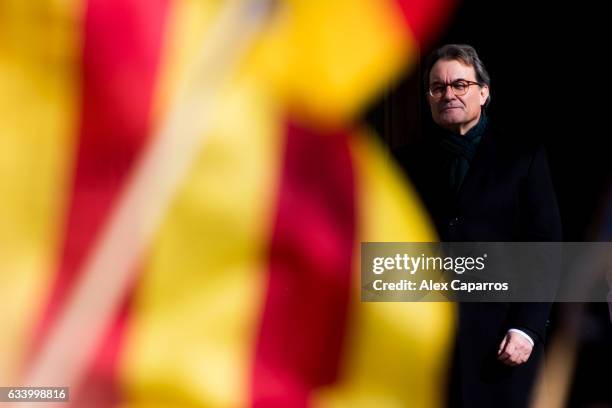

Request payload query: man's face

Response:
[427,59,489,135]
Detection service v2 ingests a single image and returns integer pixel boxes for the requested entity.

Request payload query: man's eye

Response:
[433,86,445,93]
[453,82,467,90]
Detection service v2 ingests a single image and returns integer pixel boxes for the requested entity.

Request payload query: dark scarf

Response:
[438,114,488,192]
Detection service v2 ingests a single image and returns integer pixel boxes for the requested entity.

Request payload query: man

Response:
[395,44,562,407]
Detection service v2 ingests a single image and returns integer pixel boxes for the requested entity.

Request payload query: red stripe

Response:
[251,120,356,407]
[394,0,457,49]
[30,0,169,404]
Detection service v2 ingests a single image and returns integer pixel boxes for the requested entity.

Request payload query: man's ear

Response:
[480,85,490,107]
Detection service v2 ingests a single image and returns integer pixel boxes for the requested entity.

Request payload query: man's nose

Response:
[442,84,456,100]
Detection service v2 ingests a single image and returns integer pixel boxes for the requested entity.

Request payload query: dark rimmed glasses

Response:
[428,80,482,99]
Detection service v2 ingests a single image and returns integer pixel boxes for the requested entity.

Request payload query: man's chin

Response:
[437,117,462,128]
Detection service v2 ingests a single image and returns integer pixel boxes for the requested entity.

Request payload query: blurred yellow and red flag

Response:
[0,0,455,406]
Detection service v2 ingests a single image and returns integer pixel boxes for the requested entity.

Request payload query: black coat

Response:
[394,121,562,408]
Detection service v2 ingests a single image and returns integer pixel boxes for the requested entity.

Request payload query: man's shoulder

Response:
[486,121,546,160]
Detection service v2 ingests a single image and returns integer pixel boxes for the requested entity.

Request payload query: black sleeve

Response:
[518,144,562,242]
[506,144,562,342]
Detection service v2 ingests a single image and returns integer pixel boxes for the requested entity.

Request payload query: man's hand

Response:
[497,331,533,366]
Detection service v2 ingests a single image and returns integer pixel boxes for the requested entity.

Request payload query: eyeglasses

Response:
[428,80,482,98]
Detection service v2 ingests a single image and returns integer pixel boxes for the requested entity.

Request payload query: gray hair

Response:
[423,44,491,106]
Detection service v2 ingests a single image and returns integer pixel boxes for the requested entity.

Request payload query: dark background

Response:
[366,0,611,406]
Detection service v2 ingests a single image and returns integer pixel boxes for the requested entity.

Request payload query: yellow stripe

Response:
[118,2,284,406]
[251,0,415,125]
[0,0,83,384]
[312,132,454,408]
[118,1,443,406]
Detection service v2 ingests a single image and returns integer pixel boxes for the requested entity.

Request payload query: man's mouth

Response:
[440,106,461,112]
